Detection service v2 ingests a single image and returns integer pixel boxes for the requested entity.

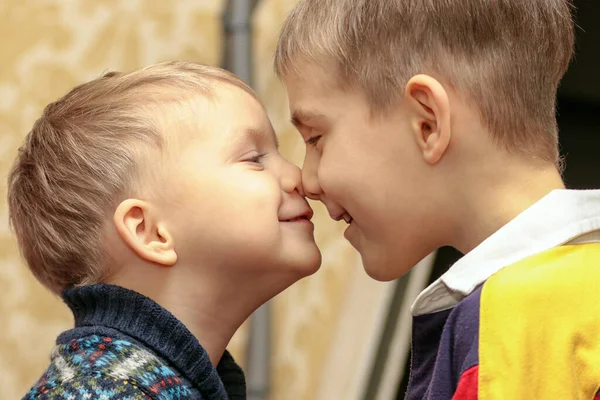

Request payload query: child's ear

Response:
[113,199,177,266]
[404,74,452,165]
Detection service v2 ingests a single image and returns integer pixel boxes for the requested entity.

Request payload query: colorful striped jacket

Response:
[406,189,600,399]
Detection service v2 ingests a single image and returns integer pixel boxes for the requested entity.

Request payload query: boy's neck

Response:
[107,265,292,366]
[449,159,565,254]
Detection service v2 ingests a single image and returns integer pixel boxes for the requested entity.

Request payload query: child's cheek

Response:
[239,174,282,208]
[318,155,350,199]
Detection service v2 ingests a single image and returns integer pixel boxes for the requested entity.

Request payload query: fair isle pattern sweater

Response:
[24,284,246,399]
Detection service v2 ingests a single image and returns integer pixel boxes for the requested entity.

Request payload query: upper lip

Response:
[279,208,314,221]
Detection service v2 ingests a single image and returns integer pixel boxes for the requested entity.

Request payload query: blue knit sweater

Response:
[23,284,246,399]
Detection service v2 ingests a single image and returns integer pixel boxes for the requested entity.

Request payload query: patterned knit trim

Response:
[25,334,201,399]
[25,372,151,399]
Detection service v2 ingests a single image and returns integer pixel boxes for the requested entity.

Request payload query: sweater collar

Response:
[61,284,246,399]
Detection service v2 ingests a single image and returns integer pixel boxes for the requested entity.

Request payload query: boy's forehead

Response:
[218,88,277,143]
[207,87,278,147]
[284,70,350,127]
[166,88,275,147]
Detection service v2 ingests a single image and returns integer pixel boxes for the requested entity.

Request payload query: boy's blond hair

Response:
[274,0,574,164]
[8,61,257,294]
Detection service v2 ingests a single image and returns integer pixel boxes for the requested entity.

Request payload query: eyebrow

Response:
[243,127,279,148]
[291,109,327,129]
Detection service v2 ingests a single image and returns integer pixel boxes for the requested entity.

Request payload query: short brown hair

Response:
[275,0,575,164]
[8,61,256,294]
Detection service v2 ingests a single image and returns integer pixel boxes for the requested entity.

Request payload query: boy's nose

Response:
[280,159,304,195]
[301,157,322,200]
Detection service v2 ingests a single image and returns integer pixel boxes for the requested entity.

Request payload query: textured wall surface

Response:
[0,2,378,399]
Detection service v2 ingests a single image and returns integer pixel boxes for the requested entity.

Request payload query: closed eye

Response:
[246,153,267,164]
[305,135,322,147]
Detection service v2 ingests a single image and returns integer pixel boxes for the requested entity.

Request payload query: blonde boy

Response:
[275,1,600,399]
[10,61,320,399]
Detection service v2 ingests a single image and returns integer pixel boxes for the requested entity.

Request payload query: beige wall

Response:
[0,2,390,399]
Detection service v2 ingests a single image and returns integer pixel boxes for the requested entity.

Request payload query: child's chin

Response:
[287,249,322,277]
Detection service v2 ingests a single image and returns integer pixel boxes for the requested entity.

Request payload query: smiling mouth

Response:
[284,216,311,222]
[333,211,353,224]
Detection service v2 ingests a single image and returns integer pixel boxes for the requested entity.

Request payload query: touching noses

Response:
[301,150,322,200]
[279,158,304,196]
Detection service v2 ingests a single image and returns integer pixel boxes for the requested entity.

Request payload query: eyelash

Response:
[305,135,322,147]
[247,153,267,164]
